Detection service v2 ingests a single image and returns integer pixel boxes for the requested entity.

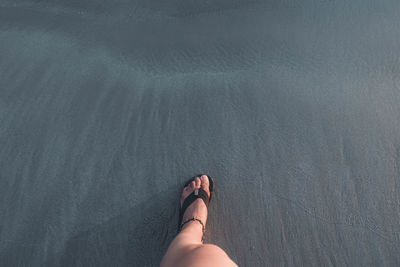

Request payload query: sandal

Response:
[178,174,214,238]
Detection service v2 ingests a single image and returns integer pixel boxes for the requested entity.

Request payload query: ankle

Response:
[181,217,205,231]
[180,219,206,241]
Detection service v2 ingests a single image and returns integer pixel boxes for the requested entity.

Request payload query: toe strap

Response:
[182,188,210,211]
[179,188,209,227]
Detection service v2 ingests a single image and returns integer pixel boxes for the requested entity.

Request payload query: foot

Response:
[180,175,211,232]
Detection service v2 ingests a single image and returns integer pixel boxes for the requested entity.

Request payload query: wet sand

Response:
[0,0,400,266]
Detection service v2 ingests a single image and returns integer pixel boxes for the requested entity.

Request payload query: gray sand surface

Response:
[1,0,400,266]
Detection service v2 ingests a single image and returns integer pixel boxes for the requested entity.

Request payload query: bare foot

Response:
[180,175,211,231]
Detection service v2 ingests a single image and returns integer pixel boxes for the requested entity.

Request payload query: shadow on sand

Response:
[50,187,179,267]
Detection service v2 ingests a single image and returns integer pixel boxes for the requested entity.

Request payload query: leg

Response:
[160,175,237,267]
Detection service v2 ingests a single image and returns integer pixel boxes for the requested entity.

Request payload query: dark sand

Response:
[1,0,400,266]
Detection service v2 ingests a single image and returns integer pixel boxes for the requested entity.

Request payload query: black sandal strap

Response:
[181,188,209,213]
[178,188,209,227]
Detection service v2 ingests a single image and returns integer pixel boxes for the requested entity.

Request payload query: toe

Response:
[200,175,209,185]
[181,181,195,202]
[184,181,194,194]
[194,177,201,189]
[200,175,210,196]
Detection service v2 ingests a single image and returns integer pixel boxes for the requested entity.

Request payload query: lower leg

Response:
[160,221,203,266]
[160,175,237,267]
[161,220,237,267]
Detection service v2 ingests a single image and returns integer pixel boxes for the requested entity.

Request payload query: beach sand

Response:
[0,0,399,266]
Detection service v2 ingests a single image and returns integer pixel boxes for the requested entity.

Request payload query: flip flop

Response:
[178,174,214,231]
